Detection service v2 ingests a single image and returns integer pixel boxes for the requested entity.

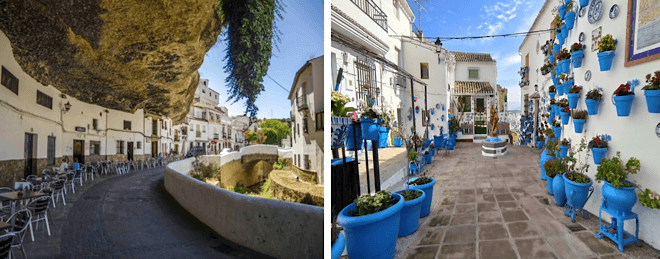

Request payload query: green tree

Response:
[246,131,258,144]
[260,119,291,146]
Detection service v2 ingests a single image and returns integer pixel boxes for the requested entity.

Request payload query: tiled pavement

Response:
[396,142,660,259]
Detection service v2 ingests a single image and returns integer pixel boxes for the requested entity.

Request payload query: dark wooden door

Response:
[127,142,134,161]
[152,141,158,157]
[24,133,36,178]
[73,140,84,164]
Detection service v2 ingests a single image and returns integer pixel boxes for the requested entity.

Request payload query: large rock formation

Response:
[0,0,223,122]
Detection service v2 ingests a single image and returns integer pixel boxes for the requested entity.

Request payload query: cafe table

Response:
[0,190,46,241]
[0,221,10,233]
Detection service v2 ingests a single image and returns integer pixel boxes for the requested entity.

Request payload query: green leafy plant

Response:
[273,157,286,170]
[557,98,569,108]
[301,193,318,206]
[546,139,560,157]
[638,188,660,209]
[566,1,574,10]
[331,91,356,117]
[552,119,561,127]
[560,138,570,146]
[400,190,422,201]
[350,190,397,216]
[407,149,418,163]
[538,135,545,142]
[614,83,634,96]
[566,172,591,183]
[571,109,588,119]
[598,34,616,52]
[568,85,581,94]
[562,137,592,183]
[544,159,567,178]
[595,151,639,188]
[227,183,251,194]
[260,178,273,198]
[586,89,603,100]
[549,85,556,92]
[570,42,584,52]
[543,127,555,139]
[588,135,608,148]
[561,106,571,113]
[557,49,571,60]
[641,71,660,91]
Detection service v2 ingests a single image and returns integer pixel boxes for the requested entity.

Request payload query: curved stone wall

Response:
[165,157,323,259]
[199,145,291,188]
[270,170,324,206]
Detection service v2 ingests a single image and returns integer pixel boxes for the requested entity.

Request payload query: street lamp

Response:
[435,38,443,61]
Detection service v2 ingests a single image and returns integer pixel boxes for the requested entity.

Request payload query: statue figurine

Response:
[490,105,499,137]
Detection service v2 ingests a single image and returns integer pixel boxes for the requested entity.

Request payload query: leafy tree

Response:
[245,130,258,144]
[263,128,279,145]
[260,119,291,145]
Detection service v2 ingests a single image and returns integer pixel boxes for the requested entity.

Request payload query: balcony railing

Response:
[296,95,308,111]
[174,135,180,142]
[213,133,219,140]
[350,0,387,31]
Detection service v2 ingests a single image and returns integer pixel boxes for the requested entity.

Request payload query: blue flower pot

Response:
[552,75,560,87]
[613,95,635,117]
[644,90,660,113]
[592,147,607,165]
[565,12,576,29]
[567,93,580,109]
[434,135,445,150]
[573,119,586,133]
[564,174,593,222]
[558,145,568,159]
[393,137,403,147]
[549,54,556,64]
[394,190,426,237]
[571,50,585,68]
[346,124,363,151]
[557,32,565,45]
[561,24,568,39]
[415,109,420,114]
[549,91,556,99]
[446,134,456,150]
[560,111,570,125]
[407,177,436,218]
[553,126,562,138]
[565,80,574,89]
[580,0,589,8]
[546,172,555,195]
[597,51,615,72]
[360,117,380,141]
[378,127,389,148]
[552,105,559,117]
[557,83,566,96]
[540,150,555,180]
[553,174,567,206]
[559,59,571,73]
[553,44,561,56]
[331,233,345,259]
[602,180,637,217]
[338,193,404,259]
[558,4,567,19]
[585,99,600,115]
[536,141,544,149]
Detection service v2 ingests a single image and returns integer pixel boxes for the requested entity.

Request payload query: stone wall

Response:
[290,164,319,183]
[200,153,278,189]
[270,170,323,206]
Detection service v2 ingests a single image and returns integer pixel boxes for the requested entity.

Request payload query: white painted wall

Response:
[290,57,323,175]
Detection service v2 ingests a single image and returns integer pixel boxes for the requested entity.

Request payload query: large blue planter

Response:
[546,171,555,195]
[378,127,389,148]
[559,145,569,158]
[393,137,403,147]
[559,59,571,73]
[424,153,432,164]
[549,91,556,99]
[553,174,567,206]
[602,181,637,217]
[567,93,580,109]
[337,193,404,259]
[553,44,561,56]
[360,117,381,141]
[564,174,594,222]
[572,50,585,68]
[579,0,589,8]
[331,233,345,259]
[592,147,608,165]
[573,119,586,133]
[565,12,576,29]
[434,135,445,150]
[407,177,436,218]
[613,95,635,117]
[346,124,363,151]
[560,111,570,125]
[644,90,660,113]
[597,51,615,71]
[394,190,426,237]
[585,99,600,115]
[540,150,556,180]
[558,4,567,19]
[553,126,562,138]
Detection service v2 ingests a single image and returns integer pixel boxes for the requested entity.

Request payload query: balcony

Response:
[174,135,180,142]
[331,0,389,54]
[350,0,387,31]
[296,95,309,112]
[213,133,219,140]
[223,132,227,139]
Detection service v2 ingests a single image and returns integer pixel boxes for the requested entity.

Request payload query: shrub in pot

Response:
[337,190,404,259]
[585,88,603,115]
[557,49,571,74]
[559,138,570,158]
[597,34,617,71]
[567,85,581,109]
[588,134,609,165]
[540,133,556,180]
[595,152,640,217]
[393,189,425,237]
[642,70,660,113]
[549,85,557,99]
[545,158,567,203]
[571,110,588,133]
[407,174,436,218]
[570,42,585,68]
[613,83,635,117]
[560,106,571,125]
[537,135,545,150]
[563,137,595,222]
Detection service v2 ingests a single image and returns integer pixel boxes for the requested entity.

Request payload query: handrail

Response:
[350,0,387,31]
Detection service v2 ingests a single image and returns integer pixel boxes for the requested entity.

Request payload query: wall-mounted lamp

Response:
[60,94,67,99]
[62,101,71,113]
[435,38,443,61]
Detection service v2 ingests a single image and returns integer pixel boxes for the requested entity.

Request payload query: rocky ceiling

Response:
[0,0,223,123]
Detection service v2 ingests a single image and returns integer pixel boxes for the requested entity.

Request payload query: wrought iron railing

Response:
[350,0,387,31]
[296,95,308,111]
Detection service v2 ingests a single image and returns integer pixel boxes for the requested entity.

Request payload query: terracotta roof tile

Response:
[453,81,494,94]
[451,51,495,62]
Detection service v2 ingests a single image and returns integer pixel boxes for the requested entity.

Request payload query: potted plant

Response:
[597,34,617,71]
[558,3,567,19]
[556,26,565,45]
[642,70,660,113]
[595,151,640,217]
[539,132,555,180]
[613,83,635,117]
[393,189,425,237]
[552,119,562,139]
[537,134,545,149]
[544,154,565,195]
[560,74,574,96]
[375,87,381,96]
[552,35,562,55]
[557,49,571,73]
[407,148,418,175]
[549,85,557,99]
[571,109,588,133]
[579,0,589,8]
[551,99,559,117]
[588,134,609,165]
[571,42,585,68]
[638,188,660,209]
[559,138,570,158]
[331,214,345,259]
[331,92,357,149]
[585,88,603,115]
[393,129,403,147]
[561,23,569,39]
[563,137,595,222]
[564,1,576,29]
[359,100,383,141]
[361,84,370,95]
[567,85,581,109]
[559,105,571,125]
[415,106,420,114]
[337,190,404,259]
[407,171,436,218]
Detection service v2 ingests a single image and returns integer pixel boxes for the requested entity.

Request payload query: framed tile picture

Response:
[592,26,602,52]
[625,0,660,66]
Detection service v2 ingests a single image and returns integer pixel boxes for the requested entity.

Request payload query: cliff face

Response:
[0,0,222,122]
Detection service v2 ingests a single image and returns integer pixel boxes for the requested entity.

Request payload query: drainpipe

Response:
[424,84,428,139]
[410,78,416,136]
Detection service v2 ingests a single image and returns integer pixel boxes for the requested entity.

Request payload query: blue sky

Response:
[407,0,546,110]
[198,0,324,119]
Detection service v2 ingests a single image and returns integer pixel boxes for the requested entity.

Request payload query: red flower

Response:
[594,136,600,144]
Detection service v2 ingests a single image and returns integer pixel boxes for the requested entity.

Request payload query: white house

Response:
[519,0,660,249]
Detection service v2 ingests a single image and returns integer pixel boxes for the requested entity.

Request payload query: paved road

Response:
[24,167,273,259]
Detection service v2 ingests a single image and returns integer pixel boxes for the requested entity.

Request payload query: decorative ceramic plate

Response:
[435,103,440,109]
[579,32,585,42]
[585,70,591,81]
[656,123,660,138]
[588,0,603,24]
[610,4,619,19]
[580,6,588,18]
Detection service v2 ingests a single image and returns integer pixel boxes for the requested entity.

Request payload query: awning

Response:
[453,81,494,94]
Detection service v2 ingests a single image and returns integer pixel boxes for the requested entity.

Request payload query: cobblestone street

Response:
[395,143,660,259]
[22,167,272,259]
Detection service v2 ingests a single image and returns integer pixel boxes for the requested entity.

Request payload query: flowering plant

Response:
[557,49,571,60]
[331,91,355,117]
[557,98,569,108]
[588,135,609,149]
[639,188,660,209]
[570,43,584,53]
[586,88,603,100]
[598,34,616,52]
[595,151,639,188]
[641,71,660,91]
[561,106,571,113]
[568,85,581,94]
[549,85,556,93]
[613,83,634,96]
[351,190,397,216]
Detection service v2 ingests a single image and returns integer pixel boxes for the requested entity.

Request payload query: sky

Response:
[406,0,546,111]
[198,0,324,119]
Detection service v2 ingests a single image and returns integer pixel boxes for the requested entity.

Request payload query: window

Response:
[315,112,324,131]
[203,126,206,133]
[355,59,373,102]
[47,136,56,165]
[116,141,124,154]
[297,155,301,167]
[123,120,131,130]
[137,141,142,149]
[1,66,18,95]
[196,125,201,138]
[304,155,310,170]
[93,119,98,130]
[293,124,296,142]
[152,120,158,135]
[297,123,300,136]
[90,141,101,155]
[420,63,429,79]
[36,91,53,109]
[468,68,479,79]
[303,117,308,134]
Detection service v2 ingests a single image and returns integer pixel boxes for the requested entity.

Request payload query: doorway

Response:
[24,133,37,178]
[73,140,85,164]
[152,141,158,157]
[474,98,487,135]
[127,142,134,161]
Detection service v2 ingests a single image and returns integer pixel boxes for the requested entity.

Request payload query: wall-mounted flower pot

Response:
[408,115,412,121]
[564,173,594,222]
[415,108,420,114]
[558,4,567,19]
[407,177,436,218]
[585,99,600,115]
[430,125,435,130]
[552,105,560,117]
[579,0,589,8]
[559,145,569,158]
[378,127,389,148]
[561,24,569,39]
[346,124,363,151]
[393,137,403,147]
[546,171,555,195]
[567,93,580,109]
[549,91,556,99]
[331,233,345,259]
[572,50,584,68]
[557,32,565,45]
[552,76,560,88]
[591,147,608,165]
[565,12,576,29]
[553,126,562,139]
[597,51,616,71]
[557,83,566,96]
[559,59,571,73]
[394,190,426,237]
[602,180,637,217]
[573,119,586,133]
[553,174,567,206]
[549,54,556,64]
[613,95,635,117]
[337,193,404,259]
[360,117,381,141]
[553,44,561,56]
[560,111,570,125]
[644,90,660,113]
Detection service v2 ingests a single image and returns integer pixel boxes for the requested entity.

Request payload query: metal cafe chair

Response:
[26,196,51,240]
[6,209,32,257]
[0,232,17,259]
